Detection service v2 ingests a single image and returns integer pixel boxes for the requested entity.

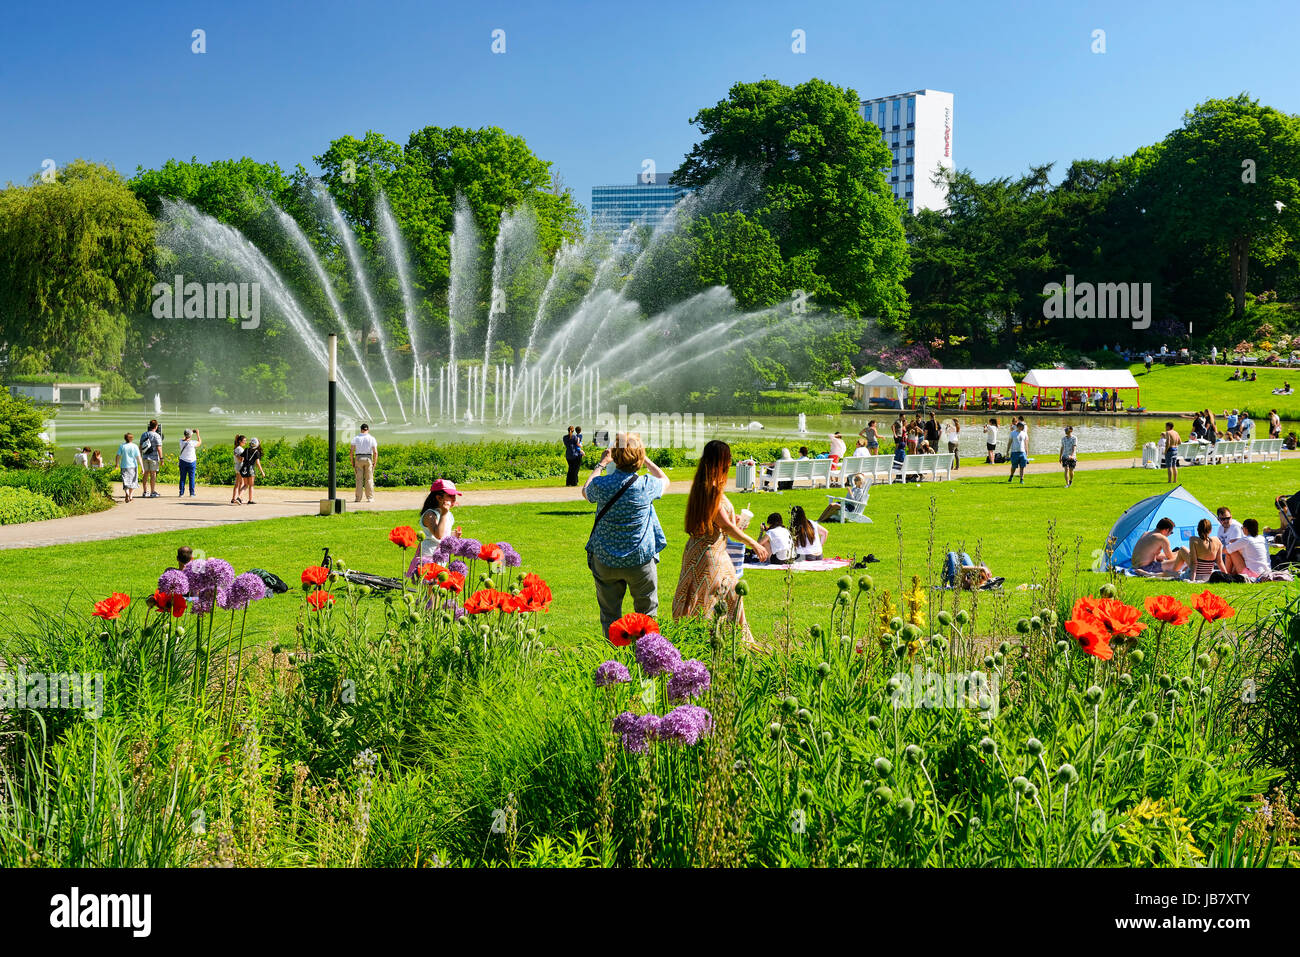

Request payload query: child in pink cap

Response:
[419,479,463,557]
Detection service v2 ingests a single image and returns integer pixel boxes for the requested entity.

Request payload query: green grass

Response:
[5,457,1299,651]
[1117,363,1300,419]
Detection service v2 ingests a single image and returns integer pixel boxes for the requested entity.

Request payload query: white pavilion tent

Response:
[1022,369,1141,410]
[900,368,1017,408]
[852,370,905,410]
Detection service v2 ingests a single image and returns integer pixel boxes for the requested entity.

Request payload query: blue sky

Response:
[2,0,1297,209]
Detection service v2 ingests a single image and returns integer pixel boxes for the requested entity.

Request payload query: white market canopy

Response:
[854,370,903,389]
[901,369,1016,390]
[852,370,905,409]
[1022,369,1140,390]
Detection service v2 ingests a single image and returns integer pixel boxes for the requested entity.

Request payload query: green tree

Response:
[0,161,155,395]
[1144,95,1300,322]
[0,393,52,468]
[674,78,909,321]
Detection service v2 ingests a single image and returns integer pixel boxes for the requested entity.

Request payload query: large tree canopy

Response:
[0,160,155,396]
[673,78,909,322]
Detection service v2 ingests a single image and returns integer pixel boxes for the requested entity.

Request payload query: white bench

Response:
[840,454,894,486]
[1251,437,1283,461]
[895,453,951,482]
[760,459,795,491]
[1175,440,1207,466]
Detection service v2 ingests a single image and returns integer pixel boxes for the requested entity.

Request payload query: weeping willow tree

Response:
[0,160,156,398]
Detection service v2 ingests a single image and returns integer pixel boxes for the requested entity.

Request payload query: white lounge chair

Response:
[824,477,873,524]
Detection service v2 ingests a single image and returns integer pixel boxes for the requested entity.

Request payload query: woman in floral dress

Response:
[672,440,768,643]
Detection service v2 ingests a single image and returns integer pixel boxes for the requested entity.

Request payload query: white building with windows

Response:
[859,89,954,214]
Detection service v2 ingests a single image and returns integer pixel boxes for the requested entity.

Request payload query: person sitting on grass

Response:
[1223,518,1272,580]
[758,513,794,563]
[176,546,193,569]
[818,472,869,523]
[1130,517,1188,577]
[1182,519,1226,583]
[789,505,828,561]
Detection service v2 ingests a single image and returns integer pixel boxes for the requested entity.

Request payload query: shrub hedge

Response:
[0,486,64,524]
[0,465,114,514]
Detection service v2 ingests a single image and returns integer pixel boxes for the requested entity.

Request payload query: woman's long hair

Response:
[1196,518,1212,544]
[790,505,815,547]
[234,433,246,449]
[421,491,447,516]
[685,440,731,536]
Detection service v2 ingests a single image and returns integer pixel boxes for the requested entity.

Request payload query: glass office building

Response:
[590,173,690,233]
[858,89,954,214]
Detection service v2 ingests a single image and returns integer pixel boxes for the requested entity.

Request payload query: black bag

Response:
[248,568,289,594]
[994,452,1006,464]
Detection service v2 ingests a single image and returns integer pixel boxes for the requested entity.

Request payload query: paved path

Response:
[0,451,1281,550]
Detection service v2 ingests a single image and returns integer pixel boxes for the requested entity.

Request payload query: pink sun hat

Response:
[429,478,463,497]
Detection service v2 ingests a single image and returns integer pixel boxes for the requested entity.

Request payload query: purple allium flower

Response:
[620,713,662,754]
[221,572,267,611]
[453,537,483,558]
[595,660,632,687]
[659,705,713,746]
[634,633,681,677]
[190,590,225,615]
[612,711,640,735]
[190,557,235,597]
[667,659,711,702]
[427,538,453,564]
[496,542,522,567]
[158,568,191,595]
[449,559,468,578]
[450,600,466,621]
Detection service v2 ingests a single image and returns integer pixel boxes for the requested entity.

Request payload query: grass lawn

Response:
[5,457,1299,649]
[1116,363,1300,419]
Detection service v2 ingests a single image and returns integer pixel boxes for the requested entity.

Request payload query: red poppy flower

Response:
[306,590,335,610]
[420,563,449,583]
[1064,610,1114,660]
[150,589,187,618]
[438,572,465,594]
[389,526,418,549]
[1090,598,1147,639]
[519,572,552,612]
[93,592,131,620]
[1144,594,1191,626]
[465,588,516,614]
[1192,590,1236,623]
[301,566,329,586]
[608,612,658,647]
[478,543,504,564]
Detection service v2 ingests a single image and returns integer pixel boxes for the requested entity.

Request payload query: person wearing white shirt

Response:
[177,429,201,497]
[984,418,998,464]
[73,447,90,467]
[828,432,846,460]
[1059,426,1078,488]
[350,423,379,503]
[1214,507,1245,548]
[1224,518,1271,579]
[758,513,795,563]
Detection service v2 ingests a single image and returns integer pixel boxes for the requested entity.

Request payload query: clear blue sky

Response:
[2,0,1297,207]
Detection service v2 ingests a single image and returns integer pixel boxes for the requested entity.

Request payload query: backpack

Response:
[140,431,159,457]
[247,568,288,594]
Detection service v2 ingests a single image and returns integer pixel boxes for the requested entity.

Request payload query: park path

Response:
[0,452,1184,551]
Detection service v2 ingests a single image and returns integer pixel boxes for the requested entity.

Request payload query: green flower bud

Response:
[798,786,814,804]
[1029,616,1043,632]
[796,708,812,723]
[768,722,782,739]
[782,695,798,713]
[1056,640,1069,654]
[889,616,904,632]
[955,610,970,626]
[1024,783,1039,799]
[858,575,874,592]
[817,661,832,677]
[809,624,823,639]
[886,676,902,694]
[984,655,996,669]
[1195,653,1212,670]
[896,797,916,818]
[867,715,882,730]
[1026,737,1044,755]
[1056,763,1079,784]
[873,757,893,776]
[993,652,1005,667]
[1084,685,1103,704]
[821,730,833,743]
[176,626,186,637]
[1012,776,1030,794]
[1118,673,1133,689]
[837,574,852,591]
[1178,676,1194,691]
[1099,583,1117,599]
[1158,674,1173,690]
[904,743,924,763]
[1201,686,1213,699]
[937,610,953,627]
[1015,617,1031,634]
[873,785,894,802]
[359,585,372,596]
[998,641,1011,655]
[1130,649,1145,665]
[837,590,851,605]
[735,580,749,597]
[1038,607,1055,622]
[901,623,921,641]
[1141,711,1158,728]
[978,736,997,755]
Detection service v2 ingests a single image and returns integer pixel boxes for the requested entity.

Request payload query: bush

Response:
[0,486,63,524]
[0,392,51,467]
[0,465,113,514]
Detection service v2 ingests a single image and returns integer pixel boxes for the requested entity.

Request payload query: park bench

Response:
[760,459,796,491]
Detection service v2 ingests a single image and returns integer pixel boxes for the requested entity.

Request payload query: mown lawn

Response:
[1116,363,1300,419]
[4,457,1299,648]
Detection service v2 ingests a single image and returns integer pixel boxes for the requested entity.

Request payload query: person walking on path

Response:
[1161,421,1181,483]
[583,432,670,640]
[672,440,769,646]
[139,420,164,498]
[114,432,142,503]
[984,418,998,464]
[350,423,378,503]
[1059,426,1078,488]
[1007,421,1028,484]
[563,425,583,486]
[944,418,961,470]
[178,429,201,497]
[1270,409,1282,439]
[239,438,266,504]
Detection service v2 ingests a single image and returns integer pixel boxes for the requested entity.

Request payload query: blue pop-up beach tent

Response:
[1107,485,1215,569]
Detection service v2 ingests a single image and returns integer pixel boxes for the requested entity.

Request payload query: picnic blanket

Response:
[742,557,852,572]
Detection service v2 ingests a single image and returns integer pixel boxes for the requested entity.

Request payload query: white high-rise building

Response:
[859,89,954,214]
